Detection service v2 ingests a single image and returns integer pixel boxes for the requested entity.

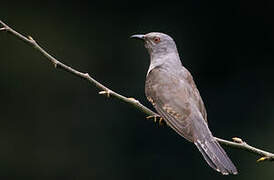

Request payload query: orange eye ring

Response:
[153,37,161,43]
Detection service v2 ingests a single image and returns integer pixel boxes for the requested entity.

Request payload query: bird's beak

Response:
[130,34,145,40]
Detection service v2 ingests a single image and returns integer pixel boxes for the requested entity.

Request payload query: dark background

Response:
[0,0,274,179]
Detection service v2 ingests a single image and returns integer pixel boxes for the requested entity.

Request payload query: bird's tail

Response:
[194,137,238,175]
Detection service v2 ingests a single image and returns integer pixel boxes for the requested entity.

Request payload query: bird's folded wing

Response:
[153,102,194,142]
[146,66,206,142]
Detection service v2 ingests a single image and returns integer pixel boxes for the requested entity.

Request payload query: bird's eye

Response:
[153,37,161,43]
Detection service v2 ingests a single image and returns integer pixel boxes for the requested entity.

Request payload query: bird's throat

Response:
[147,52,182,76]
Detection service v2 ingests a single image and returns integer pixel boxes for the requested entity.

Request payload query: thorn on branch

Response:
[85,73,90,77]
[232,137,244,143]
[99,90,111,98]
[27,35,36,43]
[127,97,139,103]
[53,62,58,68]
[0,27,8,31]
[257,156,270,162]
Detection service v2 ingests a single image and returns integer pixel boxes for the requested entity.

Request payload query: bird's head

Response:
[131,32,178,58]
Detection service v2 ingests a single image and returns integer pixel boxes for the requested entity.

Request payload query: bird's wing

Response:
[178,66,208,123]
[145,66,206,142]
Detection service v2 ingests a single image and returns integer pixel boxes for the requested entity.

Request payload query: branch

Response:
[216,137,274,162]
[1,20,274,163]
[0,20,156,117]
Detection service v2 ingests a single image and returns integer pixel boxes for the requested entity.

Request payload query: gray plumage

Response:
[131,32,237,175]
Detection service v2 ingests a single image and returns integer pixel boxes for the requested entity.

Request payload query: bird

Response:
[131,32,238,175]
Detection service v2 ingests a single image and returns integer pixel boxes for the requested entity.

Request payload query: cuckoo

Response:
[131,32,237,175]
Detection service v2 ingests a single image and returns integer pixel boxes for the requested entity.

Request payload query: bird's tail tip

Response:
[194,138,238,175]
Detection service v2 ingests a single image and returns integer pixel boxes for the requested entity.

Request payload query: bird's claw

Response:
[146,115,158,122]
[158,117,164,126]
[99,90,111,98]
[146,115,164,125]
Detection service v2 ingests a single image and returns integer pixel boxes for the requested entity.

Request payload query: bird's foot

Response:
[146,115,159,122]
[146,115,164,125]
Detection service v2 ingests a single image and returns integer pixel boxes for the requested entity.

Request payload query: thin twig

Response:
[1,19,274,162]
[216,137,274,162]
[0,20,156,117]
